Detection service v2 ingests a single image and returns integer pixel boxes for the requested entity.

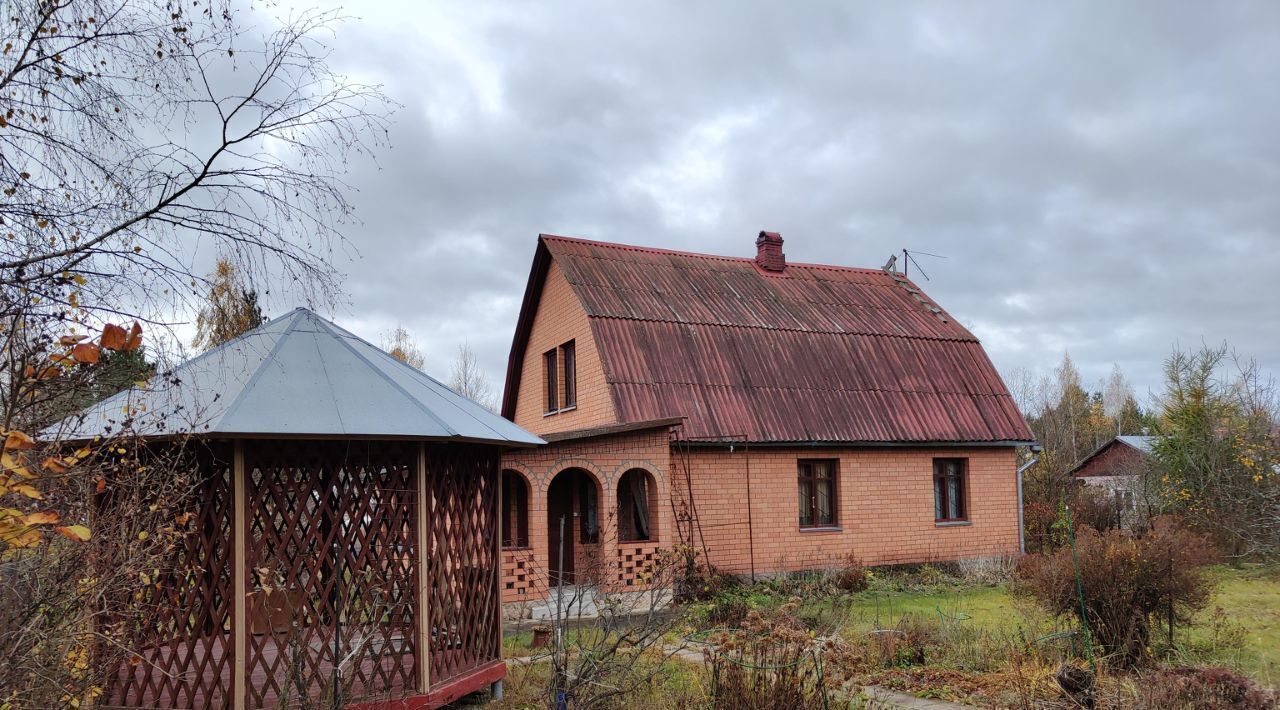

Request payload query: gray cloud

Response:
[279,0,1280,403]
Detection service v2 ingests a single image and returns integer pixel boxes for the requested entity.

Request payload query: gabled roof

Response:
[49,308,543,445]
[1116,435,1155,454]
[1069,435,1155,477]
[503,234,1034,445]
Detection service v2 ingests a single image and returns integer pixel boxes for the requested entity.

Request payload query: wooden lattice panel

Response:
[615,543,660,589]
[425,444,501,685]
[501,548,536,603]
[104,445,235,709]
[243,441,418,708]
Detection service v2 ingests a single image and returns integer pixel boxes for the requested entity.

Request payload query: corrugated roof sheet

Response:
[1117,435,1155,453]
[516,234,1032,444]
[47,308,544,445]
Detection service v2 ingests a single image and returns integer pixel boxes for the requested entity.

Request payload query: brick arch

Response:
[543,458,607,493]
[498,458,542,490]
[501,462,538,490]
[607,459,665,488]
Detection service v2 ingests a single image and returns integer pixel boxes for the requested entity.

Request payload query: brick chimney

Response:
[755,231,785,272]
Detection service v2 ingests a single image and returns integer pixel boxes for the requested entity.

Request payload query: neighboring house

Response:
[1070,434,1155,517]
[497,232,1035,606]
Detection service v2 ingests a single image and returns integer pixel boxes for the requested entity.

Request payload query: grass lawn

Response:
[796,564,1279,686]
[487,648,710,708]
[822,584,1041,633]
[494,562,1280,707]
[1178,565,1280,685]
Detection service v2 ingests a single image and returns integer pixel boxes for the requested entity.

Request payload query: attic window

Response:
[562,340,576,409]
[544,349,558,413]
[543,341,576,415]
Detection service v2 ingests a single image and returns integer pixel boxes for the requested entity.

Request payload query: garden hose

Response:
[935,605,972,627]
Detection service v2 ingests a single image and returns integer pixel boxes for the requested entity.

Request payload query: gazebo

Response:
[51,308,542,709]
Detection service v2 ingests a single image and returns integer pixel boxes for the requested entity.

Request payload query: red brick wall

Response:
[499,429,671,604]
[512,261,616,435]
[1074,442,1146,478]
[500,438,1019,602]
[672,446,1020,574]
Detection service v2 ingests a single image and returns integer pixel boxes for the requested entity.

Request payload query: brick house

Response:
[497,232,1034,605]
[1069,435,1155,521]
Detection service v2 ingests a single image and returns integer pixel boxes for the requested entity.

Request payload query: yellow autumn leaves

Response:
[0,321,145,550]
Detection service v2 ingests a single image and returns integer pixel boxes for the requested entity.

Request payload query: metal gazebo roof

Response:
[49,307,544,445]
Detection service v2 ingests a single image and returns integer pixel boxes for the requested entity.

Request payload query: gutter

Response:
[1016,447,1042,555]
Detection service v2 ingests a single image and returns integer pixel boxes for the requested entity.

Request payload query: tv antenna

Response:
[901,249,947,280]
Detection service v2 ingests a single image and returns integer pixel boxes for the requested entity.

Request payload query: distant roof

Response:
[1069,435,1156,477]
[503,234,1035,445]
[1116,435,1155,453]
[48,308,544,445]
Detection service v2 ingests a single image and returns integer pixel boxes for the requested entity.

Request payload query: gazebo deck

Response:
[106,633,496,709]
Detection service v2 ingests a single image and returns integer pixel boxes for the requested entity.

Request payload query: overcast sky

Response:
[257,1,1280,405]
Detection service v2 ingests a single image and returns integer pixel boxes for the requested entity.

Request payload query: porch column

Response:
[232,441,247,710]
[417,442,430,694]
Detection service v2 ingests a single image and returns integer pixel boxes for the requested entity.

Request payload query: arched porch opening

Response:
[501,469,530,549]
[617,468,658,542]
[545,467,600,586]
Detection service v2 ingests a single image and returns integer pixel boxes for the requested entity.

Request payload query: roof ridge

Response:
[218,310,306,429]
[313,314,517,441]
[565,275,961,323]
[609,380,1015,396]
[307,314,464,438]
[586,314,977,342]
[540,233,889,276]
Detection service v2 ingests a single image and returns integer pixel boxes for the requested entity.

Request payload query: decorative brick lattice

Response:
[614,543,660,589]
[501,548,536,602]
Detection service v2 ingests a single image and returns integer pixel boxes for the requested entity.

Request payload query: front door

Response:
[547,473,576,586]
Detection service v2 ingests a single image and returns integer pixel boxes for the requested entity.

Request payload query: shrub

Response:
[1069,484,1128,533]
[833,554,870,593]
[1023,500,1059,553]
[1136,666,1276,709]
[866,614,940,669]
[704,601,829,709]
[1013,516,1218,667]
[672,544,731,602]
[956,555,1015,586]
[706,590,751,626]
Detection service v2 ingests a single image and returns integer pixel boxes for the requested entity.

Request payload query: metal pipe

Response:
[733,441,757,582]
[1016,455,1040,555]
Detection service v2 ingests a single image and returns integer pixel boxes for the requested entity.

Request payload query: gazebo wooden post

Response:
[491,457,504,700]
[416,442,430,695]
[232,440,247,710]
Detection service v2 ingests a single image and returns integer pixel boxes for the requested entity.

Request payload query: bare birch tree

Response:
[382,325,425,370]
[0,2,392,703]
[448,341,496,410]
[1102,363,1133,436]
[0,0,391,318]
